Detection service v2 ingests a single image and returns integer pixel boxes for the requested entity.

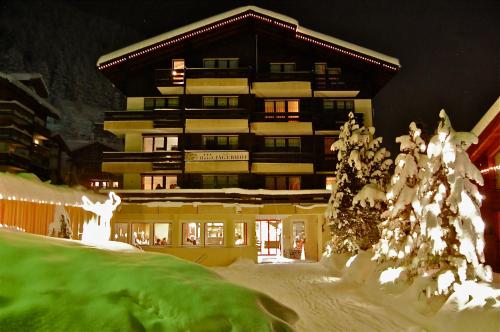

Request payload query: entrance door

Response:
[256,220,281,256]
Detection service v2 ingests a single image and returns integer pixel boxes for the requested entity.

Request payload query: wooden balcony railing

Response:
[0,126,32,147]
[105,110,184,128]
[102,151,183,170]
[184,108,249,119]
[251,112,312,122]
[251,151,314,163]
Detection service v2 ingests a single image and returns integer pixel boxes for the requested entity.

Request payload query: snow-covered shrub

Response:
[373,122,427,270]
[325,112,392,254]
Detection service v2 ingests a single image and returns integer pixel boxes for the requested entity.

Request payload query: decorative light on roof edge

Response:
[97,10,399,72]
[480,164,500,174]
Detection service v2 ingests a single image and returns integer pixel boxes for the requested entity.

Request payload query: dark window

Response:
[202,136,238,150]
[203,58,239,68]
[263,137,301,152]
[322,99,354,111]
[203,96,238,108]
[144,97,180,110]
[269,62,296,72]
[202,175,238,189]
[265,176,301,190]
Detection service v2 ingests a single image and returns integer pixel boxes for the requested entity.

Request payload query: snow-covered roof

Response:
[0,172,106,206]
[9,72,50,98]
[97,5,400,70]
[471,97,500,136]
[0,72,60,119]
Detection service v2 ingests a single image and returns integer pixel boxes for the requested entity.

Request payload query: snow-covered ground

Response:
[214,256,500,332]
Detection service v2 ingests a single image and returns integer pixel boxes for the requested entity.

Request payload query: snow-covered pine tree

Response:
[373,122,427,268]
[325,112,392,254]
[416,110,492,296]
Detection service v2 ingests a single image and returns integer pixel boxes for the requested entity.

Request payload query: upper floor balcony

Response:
[105,110,184,129]
[313,111,364,131]
[102,151,183,172]
[184,108,249,119]
[155,67,250,87]
[0,125,32,147]
[0,101,34,127]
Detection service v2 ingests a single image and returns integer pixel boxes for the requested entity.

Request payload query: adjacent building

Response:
[468,97,500,272]
[0,72,62,181]
[97,6,400,265]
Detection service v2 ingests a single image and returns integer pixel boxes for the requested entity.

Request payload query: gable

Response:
[97,6,400,73]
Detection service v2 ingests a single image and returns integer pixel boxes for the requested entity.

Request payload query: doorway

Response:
[256,220,282,256]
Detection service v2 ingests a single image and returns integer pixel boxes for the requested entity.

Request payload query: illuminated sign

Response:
[185,150,249,162]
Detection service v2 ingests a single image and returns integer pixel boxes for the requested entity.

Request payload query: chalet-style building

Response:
[97,6,400,265]
[0,72,61,181]
[468,97,500,272]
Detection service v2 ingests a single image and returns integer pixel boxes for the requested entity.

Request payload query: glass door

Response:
[256,220,282,256]
[172,59,185,85]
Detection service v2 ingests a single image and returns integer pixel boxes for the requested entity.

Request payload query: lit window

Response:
[142,175,177,190]
[182,223,200,246]
[153,223,172,246]
[324,137,336,155]
[326,177,336,190]
[235,222,247,246]
[143,136,178,152]
[112,181,119,188]
[132,223,150,245]
[112,223,128,243]
[205,222,224,246]
[265,176,301,190]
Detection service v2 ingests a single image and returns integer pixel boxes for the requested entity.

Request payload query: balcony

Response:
[0,101,34,126]
[102,151,183,171]
[184,108,248,119]
[0,151,30,171]
[155,67,249,85]
[251,151,314,163]
[253,71,312,82]
[0,126,32,147]
[251,111,311,122]
[314,112,364,131]
[104,110,184,128]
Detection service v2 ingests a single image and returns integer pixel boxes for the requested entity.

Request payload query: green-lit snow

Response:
[0,231,297,331]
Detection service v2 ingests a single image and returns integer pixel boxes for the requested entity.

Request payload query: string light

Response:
[0,194,82,207]
[480,165,500,174]
[97,9,399,72]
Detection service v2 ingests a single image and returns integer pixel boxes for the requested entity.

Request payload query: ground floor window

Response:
[205,222,224,246]
[234,222,247,246]
[202,175,238,188]
[112,223,128,243]
[182,222,201,246]
[153,223,172,246]
[142,175,177,190]
[265,176,301,190]
[132,223,150,245]
[91,180,119,189]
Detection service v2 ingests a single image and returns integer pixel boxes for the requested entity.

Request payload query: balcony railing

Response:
[105,110,184,128]
[103,151,183,170]
[185,150,249,162]
[184,108,249,119]
[0,152,30,170]
[251,112,312,122]
[251,151,314,163]
[314,112,364,130]
[253,71,313,82]
[0,102,34,126]
[155,67,250,86]
[0,126,32,147]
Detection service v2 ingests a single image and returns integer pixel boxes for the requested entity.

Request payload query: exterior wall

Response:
[354,99,373,127]
[125,133,142,152]
[111,202,327,266]
[127,97,144,110]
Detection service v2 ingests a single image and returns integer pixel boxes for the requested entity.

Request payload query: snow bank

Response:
[0,172,105,206]
[0,230,297,331]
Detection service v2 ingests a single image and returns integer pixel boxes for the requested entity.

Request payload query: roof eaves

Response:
[97,5,400,71]
[0,72,60,119]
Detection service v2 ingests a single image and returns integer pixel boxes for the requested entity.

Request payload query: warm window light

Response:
[81,192,121,244]
[33,138,40,145]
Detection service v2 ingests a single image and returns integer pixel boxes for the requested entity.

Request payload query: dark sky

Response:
[71,0,498,152]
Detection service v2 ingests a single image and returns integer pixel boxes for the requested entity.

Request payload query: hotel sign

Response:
[185,150,249,162]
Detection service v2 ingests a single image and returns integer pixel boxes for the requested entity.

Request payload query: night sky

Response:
[23,1,500,152]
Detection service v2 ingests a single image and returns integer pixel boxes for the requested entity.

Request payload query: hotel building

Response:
[97,6,400,265]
